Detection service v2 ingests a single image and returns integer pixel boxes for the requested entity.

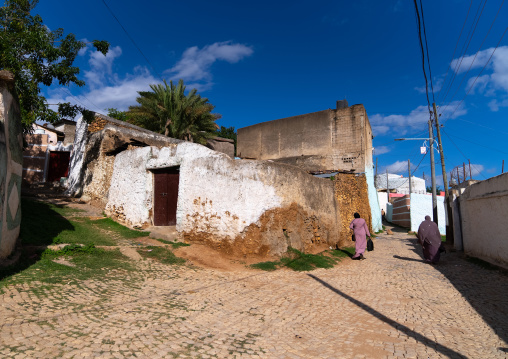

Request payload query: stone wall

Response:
[333,173,373,244]
[237,103,373,173]
[458,173,508,268]
[106,142,341,256]
[0,71,22,259]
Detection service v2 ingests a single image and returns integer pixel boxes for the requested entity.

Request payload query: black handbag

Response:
[367,238,374,251]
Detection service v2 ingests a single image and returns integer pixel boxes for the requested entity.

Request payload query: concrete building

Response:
[0,71,22,259]
[237,100,373,173]
[237,100,382,232]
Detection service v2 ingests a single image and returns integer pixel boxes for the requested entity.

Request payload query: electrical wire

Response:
[101,0,164,83]
[419,0,436,103]
[413,0,432,114]
[439,0,505,114]
[442,129,508,155]
[441,129,488,179]
[436,0,474,104]
[442,24,508,124]
[439,0,488,107]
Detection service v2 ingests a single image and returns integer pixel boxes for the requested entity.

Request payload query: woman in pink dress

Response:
[349,212,371,260]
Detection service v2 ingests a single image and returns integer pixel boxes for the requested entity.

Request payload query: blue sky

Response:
[18,0,508,186]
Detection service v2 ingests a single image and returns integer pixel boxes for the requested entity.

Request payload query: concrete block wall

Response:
[0,71,23,259]
[237,104,373,173]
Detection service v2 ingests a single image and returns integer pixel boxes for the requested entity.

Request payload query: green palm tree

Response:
[127,79,219,144]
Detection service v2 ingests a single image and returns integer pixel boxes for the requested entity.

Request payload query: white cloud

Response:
[488,98,508,111]
[383,160,414,174]
[370,101,466,136]
[414,77,443,94]
[46,64,157,113]
[166,41,253,86]
[450,46,508,97]
[45,41,253,114]
[373,146,390,155]
[84,46,122,88]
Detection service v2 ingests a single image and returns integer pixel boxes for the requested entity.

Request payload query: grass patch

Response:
[137,246,186,265]
[329,246,355,258]
[20,199,148,247]
[250,261,280,271]
[250,246,356,272]
[91,218,149,238]
[1,245,133,287]
[154,238,190,248]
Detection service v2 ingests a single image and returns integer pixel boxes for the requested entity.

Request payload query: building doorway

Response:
[152,167,180,226]
[47,151,70,182]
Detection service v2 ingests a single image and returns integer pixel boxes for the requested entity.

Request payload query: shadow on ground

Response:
[307,273,467,358]
[389,223,508,347]
[0,198,74,282]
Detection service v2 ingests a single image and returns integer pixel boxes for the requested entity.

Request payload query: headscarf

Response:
[417,215,441,246]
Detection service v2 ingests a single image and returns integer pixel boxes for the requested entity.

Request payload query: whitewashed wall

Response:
[106,142,340,255]
[459,173,508,268]
[410,193,446,234]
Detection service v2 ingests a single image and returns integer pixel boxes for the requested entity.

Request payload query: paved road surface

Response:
[1,227,507,358]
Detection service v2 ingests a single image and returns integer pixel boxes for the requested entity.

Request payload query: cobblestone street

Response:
[1,227,508,358]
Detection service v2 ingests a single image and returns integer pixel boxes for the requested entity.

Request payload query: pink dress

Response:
[350,218,371,258]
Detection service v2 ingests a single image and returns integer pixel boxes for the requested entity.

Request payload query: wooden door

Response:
[153,167,180,226]
[47,151,70,182]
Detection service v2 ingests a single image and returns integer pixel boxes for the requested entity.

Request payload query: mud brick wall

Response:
[334,173,373,245]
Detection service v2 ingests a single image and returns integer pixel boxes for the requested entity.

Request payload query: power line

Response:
[101,0,164,83]
[418,0,436,103]
[439,0,505,114]
[442,24,508,124]
[439,0,488,107]
[412,0,432,114]
[436,0,474,104]
[441,129,488,179]
[442,128,508,155]
[448,118,508,136]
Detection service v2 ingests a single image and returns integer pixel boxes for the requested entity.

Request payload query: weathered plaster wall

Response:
[0,71,22,259]
[458,173,508,268]
[106,142,341,256]
[65,115,88,197]
[66,119,182,201]
[410,193,446,235]
[237,104,373,173]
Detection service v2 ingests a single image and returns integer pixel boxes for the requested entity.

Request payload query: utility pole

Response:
[376,157,378,176]
[429,120,438,225]
[386,169,389,204]
[408,159,412,195]
[433,102,453,242]
[433,103,449,197]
